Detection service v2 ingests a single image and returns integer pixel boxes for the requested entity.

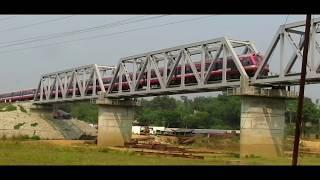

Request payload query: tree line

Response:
[58,94,320,134]
[135,94,241,129]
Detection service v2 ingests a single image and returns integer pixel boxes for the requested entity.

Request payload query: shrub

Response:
[30,123,38,127]
[8,135,40,141]
[14,122,26,130]
[1,134,7,140]
[30,135,40,140]
[12,135,30,140]
[18,105,27,113]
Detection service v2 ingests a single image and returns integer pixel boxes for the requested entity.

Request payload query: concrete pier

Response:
[240,96,286,157]
[227,76,297,157]
[96,98,137,147]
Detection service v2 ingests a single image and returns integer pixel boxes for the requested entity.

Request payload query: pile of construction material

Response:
[125,136,204,159]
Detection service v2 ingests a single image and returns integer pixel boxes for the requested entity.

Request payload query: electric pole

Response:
[292,14,312,166]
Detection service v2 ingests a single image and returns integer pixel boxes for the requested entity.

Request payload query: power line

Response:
[0,15,167,49]
[0,15,148,45]
[0,16,17,21]
[0,15,74,32]
[0,15,215,54]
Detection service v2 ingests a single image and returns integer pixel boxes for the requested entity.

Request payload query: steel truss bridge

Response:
[33,18,320,104]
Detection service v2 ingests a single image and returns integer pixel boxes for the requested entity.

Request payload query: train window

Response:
[196,66,201,72]
[122,75,127,82]
[159,69,164,76]
[212,63,217,70]
[216,62,222,70]
[255,55,263,64]
[205,64,209,71]
[241,58,252,66]
[151,70,156,78]
[186,66,192,73]
[176,69,181,75]
[227,61,236,69]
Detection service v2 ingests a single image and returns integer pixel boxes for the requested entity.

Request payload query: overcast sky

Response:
[0,15,319,101]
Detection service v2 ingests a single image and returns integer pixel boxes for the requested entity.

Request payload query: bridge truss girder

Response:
[33,64,115,103]
[252,17,320,86]
[105,37,258,98]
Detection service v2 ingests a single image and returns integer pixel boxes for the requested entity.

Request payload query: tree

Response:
[136,94,242,129]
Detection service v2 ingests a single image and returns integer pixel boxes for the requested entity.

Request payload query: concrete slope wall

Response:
[0,102,64,139]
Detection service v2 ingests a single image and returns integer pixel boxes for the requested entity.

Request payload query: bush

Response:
[1,134,7,140]
[8,135,40,141]
[14,122,26,130]
[30,135,40,140]
[30,123,38,127]
[70,102,98,124]
[98,148,110,153]
[18,105,27,113]
[11,135,30,140]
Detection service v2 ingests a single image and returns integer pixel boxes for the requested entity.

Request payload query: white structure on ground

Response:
[131,126,240,135]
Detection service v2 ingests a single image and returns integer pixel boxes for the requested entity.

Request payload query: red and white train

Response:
[0,53,269,103]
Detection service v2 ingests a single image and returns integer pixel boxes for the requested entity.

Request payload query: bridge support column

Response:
[228,78,297,157]
[240,95,286,158]
[96,98,138,147]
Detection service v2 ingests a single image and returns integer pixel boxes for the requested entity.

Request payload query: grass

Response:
[0,140,320,165]
[7,135,41,141]
[0,104,17,112]
[188,135,240,152]
[0,140,224,165]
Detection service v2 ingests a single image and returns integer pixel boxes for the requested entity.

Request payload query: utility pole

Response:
[292,14,312,166]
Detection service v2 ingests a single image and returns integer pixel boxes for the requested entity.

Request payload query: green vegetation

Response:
[136,95,241,129]
[2,135,40,141]
[0,104,17,112]
[286,97,320,137]
[136,95,320,133]
[190,135,240,150]
[0,140,319,165]
[1,135,7,140]
[0,140,221,165]
[56,102,98,124]
[70,102,98,123]
[14,122,26,130]
[18,105,27,113]
[29,135,40,140]
[30,123,38,127]
[47,94,320,133]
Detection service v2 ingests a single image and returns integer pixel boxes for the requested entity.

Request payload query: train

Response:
[0,53,269,103]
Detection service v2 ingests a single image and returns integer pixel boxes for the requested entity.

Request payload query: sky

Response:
[0,15,319,101]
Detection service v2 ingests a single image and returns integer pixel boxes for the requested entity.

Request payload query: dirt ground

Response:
[26,134,320,159]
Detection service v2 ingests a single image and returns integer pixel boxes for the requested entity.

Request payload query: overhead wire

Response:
[0,15,216,54]
[0,15,147,45]
[0,15,74,32]
[0,15,167,49]
[0,16,17,21]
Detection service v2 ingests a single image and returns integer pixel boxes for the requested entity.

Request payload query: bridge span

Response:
[0,17,319,158]
[30,17,320,104]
